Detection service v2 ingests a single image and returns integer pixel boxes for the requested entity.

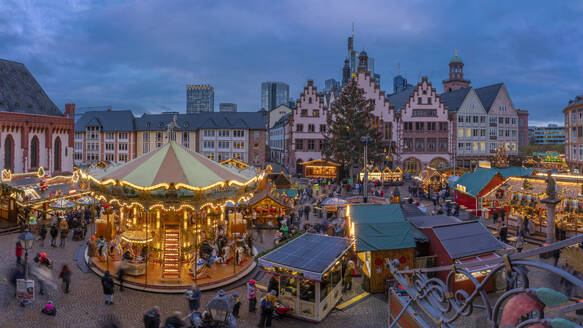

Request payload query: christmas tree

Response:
[323,79,384,179]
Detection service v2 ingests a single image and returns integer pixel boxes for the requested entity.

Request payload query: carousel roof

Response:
[92,141,250,188]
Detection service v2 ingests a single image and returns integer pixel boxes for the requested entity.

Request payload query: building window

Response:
[143,143,150,154]
[320,124,326,133]
[105,143,114,151]
[473,116,479,123]
[156,132,163,142]
[458,128,464,138]
[500,105,507,112]
[498,130,504,137]
[439,122,448,131]
[105,153,114,162]
[54,137,61,171]
[439,139,448,152]
[233,130,245,138]
[313,110,319,117]
[218,130,229,137]
[458,116,463,123]
[512,130,517,137]
[203,130,215,137]
[234,141,245,149]
[511,118,516,125]
[307,140,315,150]
[218,141,229,149]
[458,143,464,150]
[75,132,83,140]
[466,128,471,137]
[143,133,150,142]
[296,140,304,150]
[118,143,128,151]
[417,97,422,105]
[427,122,436,131]
[490,129,496,137]
[74,153,82,161]
[481,129,486,137]
[308,124,315,132]
[296,124,303,132]
[301,109,308,117]
[480,116,486,123]
[319,139,325,151]
[119,133,128,140]
[74,142,83,151]
[465,116,471,123]
[203,141,215,149]
[415,122,424,131]
[403,138,413,151]
[254,131,259,138]
[105,132,115,140]
[415,139,424,152]
[490,116,497,124]
[427,138,436,151]
[182,132,190,143]
[473,129,479,137]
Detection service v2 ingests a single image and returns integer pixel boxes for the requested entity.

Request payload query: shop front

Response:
[247,189,290,226]
[300,160,340,180]
[258,233,352,322]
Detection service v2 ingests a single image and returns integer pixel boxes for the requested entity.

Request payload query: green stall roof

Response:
[349,204,404,224]
[354,222,426,252]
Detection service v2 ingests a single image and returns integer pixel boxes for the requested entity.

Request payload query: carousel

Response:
[80,140,263,292]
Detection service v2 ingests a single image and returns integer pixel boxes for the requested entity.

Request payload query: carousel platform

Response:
[86,248,256,293]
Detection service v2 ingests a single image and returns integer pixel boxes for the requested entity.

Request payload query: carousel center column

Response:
[542,172,560,244]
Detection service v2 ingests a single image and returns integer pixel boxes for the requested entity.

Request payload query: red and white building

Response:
[0,59,74,175]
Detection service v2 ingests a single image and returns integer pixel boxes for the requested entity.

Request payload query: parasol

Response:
[49,198,76,210]
[76,195,99,206]
[321,197,348,207]
[206,289,235,312]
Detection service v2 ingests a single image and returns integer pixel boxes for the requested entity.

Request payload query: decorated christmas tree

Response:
[323,79,384,179]
[492,144,509,168]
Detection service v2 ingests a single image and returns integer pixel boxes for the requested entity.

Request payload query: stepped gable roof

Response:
[387,85,415,112]
[439,87,471,113]
[475,83,503,112]
[0,59,63,116]
[75,110,136,132]
[97,141,249,188]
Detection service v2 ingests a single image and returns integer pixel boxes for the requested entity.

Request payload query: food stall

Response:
[417,167,447,193]
[258,233,352,322]
[247,189,290,226]
[382,167,403,185]
[300,160,340,180]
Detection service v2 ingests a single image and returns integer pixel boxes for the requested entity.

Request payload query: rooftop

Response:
[432,221,506,259]
[475,83,504,112]
[439,87,471,113]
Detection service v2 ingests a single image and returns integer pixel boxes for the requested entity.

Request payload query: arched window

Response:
[54,137,61,172]
[30,136,39,169]
[4,135,14,171]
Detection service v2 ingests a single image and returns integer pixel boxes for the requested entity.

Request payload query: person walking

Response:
[39,223,48,247]
[343,261,354,292]
[50,224,58,247]
[163,311,186,328]
[58,264,72,293]
[15,241,23,265]
[515,234,525,253]
[143,306,161,328]
[59,220,69,248]
[101,270,115,305]
[184,283,201,312]
[117,265,126,292]
[232,293,241,318]
[248,279,257,313]
[258,290,277,328]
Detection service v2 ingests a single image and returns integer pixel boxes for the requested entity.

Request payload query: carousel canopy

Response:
[90,141,250,188]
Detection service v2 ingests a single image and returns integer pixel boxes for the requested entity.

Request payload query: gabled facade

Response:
[442,88,489,168]
[476,83,519,156]
[289,80,328,175]
[396,77,451,174]
[563,94,583,171]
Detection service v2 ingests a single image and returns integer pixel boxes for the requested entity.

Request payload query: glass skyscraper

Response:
[261,82,289,111]
[186,85,214,113]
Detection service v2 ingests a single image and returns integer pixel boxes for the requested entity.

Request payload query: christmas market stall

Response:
[258,233,352,322]
[346,204,426,293]
[300,160,340,180]
[416,167,447,193]
[80,141,263,292]
[0,167,88,224]
[359,167,382,182]
[483,173,583,237]
[245,189,290,227]
[382,167,403,186]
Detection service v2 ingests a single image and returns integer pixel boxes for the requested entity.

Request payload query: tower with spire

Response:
[442,49,470,93]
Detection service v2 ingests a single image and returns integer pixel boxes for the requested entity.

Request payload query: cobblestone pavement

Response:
[0,227,388,328]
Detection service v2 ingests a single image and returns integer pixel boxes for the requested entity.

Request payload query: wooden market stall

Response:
[300,160,340,179]
[382,167,403,185]
[359,167,382,182]
[418,221,506,293]
[346,204,427,293]
[417,167,447,193]
[247,189,290,226]
[258,233,352,322]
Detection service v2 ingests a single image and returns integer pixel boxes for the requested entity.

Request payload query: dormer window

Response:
[159,122,164,127]
[146,122,151,128]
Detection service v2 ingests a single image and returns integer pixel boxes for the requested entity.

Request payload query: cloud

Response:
[0,0,581,122]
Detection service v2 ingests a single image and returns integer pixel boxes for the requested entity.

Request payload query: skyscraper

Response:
[324,79,340,93]
[261,82,289,111]
[186,85,214,113]
[219,103,237,112]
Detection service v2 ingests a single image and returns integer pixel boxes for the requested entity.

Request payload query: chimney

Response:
[65,103,75,118]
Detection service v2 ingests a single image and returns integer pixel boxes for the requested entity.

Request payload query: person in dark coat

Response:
[117,266,126,292]
[50,224,58,247]
[184,284,201,312]
[163,311,186,328]
[59,264,72,293]
[101,271,115,305]
[39,224,48,247]
[267,276,279,296]
[143,306,161,328]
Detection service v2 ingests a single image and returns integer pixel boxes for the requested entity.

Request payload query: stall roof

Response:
[494,167,534,178]
[349,204,404,224]
[431,221,505,259]
[407,215,461,229]
[247,189,290,208]
[400,204,427,218]
[455,169,500,197]
[258,233,351,278]
[355,222,427,252]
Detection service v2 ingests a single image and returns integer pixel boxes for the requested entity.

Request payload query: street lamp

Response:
[361,136,372,203]
[18,229,35,279]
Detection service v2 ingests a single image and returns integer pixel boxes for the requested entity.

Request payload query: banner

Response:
[16,279,34,302]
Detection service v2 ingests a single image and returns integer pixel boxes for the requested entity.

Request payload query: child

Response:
[41,301,56,316]
[232,293,241,318]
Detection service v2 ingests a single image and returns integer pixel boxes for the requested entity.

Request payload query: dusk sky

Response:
[1,0,582,125]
